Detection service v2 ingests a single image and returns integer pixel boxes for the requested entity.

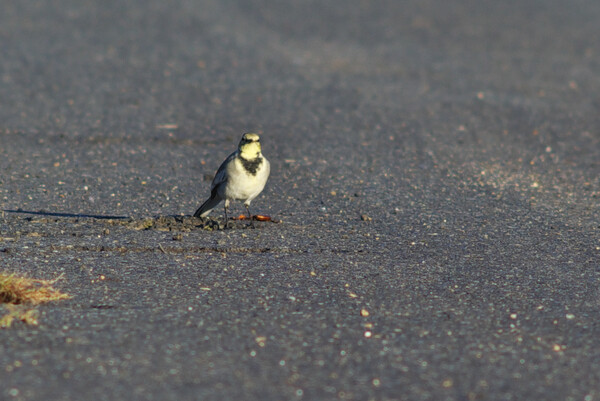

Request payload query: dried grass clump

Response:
[0,273,70,328]
[0,305,39,328]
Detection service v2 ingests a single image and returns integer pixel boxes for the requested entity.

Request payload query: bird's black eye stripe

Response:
[241,136,260,144]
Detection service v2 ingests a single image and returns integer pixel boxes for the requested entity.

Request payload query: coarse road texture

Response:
[1,1,600,400]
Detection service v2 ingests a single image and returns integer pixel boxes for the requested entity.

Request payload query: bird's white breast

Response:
[223,155,270,202]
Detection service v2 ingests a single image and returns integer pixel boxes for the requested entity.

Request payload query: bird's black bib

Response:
[240,156,263,175]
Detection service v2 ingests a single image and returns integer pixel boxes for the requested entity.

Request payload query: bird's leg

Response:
[223,202,229,229]
[245,204,255,228]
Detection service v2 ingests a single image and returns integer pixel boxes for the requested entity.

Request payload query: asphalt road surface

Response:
[1,1,600,400]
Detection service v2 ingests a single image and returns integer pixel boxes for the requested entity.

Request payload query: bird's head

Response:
[238,133,262,158]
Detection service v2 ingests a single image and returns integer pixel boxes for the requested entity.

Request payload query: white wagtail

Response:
[194,133,270,227]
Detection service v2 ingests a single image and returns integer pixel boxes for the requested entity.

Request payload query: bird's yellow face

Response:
[239,133,262,158]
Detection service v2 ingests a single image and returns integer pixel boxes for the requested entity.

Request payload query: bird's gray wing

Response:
[210,150,237,190]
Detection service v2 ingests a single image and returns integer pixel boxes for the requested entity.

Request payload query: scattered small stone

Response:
[361,214,372,222]
[255,336,267,347]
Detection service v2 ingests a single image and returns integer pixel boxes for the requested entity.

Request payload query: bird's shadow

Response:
[3,209,129,220]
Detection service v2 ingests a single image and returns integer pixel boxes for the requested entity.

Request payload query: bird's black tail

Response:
[193,194,221,218]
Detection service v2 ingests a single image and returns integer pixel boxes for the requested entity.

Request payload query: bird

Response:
[194,133,270,228]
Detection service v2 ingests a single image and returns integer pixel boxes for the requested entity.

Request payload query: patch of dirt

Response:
[104,215,214,231]
[104,215,276,231]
